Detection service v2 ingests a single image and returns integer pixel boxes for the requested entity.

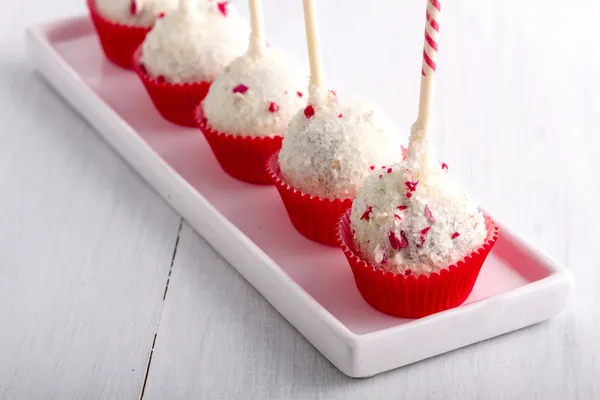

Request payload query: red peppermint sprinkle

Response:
[404,269,413,276]
[232,84,248,94]
[379,174,383,179]
[304,105,315,119]
[421,226,431,235]
[401,145,408,160]
[217,1,229,16]
[297,91,303,98]
[406,192,413,198]
[369,165,375,171]
[360,206,373,221]
[381,256,388,265]
[441,162,449,171]
[397,205,408,211]
[452,232,461,239]
[388,231,400,250]
[405,180,419,192]
[424,205,436,222]
[129,0,137,15]
[387,168,392,174]
[329,89,337,97]
[158,11,166,18]
[157,75,166,83]
[389,230,409,250]
[268,102,279,112]
[394,214,402,220]
[400,231,409,248]
[338,113,343,118]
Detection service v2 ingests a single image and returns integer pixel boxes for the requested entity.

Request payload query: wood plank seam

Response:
[139,218,184,400]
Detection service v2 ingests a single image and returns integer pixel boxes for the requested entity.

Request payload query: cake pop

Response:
[278,90,400,199]
[140,0,249,83]
[350,126,487,275]
[87,0,178,68]
[202,0,307,137]
[133,0,249,126]
[267,0,404,245]
[338,0,498,318]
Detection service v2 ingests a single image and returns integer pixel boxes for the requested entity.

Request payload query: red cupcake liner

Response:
[87,0,151,70]
[266,154,353,246]
[337,210,499,318]
[195,105,283,184]
[132,48,212,127]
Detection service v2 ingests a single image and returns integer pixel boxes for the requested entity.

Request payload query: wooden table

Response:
[1,0,597,398]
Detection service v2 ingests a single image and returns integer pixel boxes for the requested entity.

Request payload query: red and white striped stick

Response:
[416,0,441,131]
[408,0,441,181]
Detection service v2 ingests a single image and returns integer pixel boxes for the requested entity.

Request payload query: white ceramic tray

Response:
[25,16,574,378]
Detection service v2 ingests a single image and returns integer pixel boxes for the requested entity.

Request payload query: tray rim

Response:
[25,16,574,378]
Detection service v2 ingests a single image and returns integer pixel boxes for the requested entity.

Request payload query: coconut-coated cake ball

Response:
[202,48,308,137]
[350,156,487,276]
[278,91,403,199]
[96,0,179,26]
[140,0,249,83]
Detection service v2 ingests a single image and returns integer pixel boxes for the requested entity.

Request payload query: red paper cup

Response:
[132,49,212,127]
[195,105,283,184]
[87,0,151,70]
[266,154,353,246]
[337,210,499,318]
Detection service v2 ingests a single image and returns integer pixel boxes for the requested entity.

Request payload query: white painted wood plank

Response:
[0,79,181,398]
[141,223,340,400]
[0,1,181,398]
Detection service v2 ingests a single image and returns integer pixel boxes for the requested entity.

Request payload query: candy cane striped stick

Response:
[416,0,441,131]
[408,0,441,182]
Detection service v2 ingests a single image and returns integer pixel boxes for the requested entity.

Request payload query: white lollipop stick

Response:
[302,0,325,102]
[248,0,266,56]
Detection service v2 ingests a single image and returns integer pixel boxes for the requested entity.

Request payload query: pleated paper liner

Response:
[87,0,150,69]
[195,105,283,185]
[266,153,353,246]
[337,210,499,318]
[132,48,211,127]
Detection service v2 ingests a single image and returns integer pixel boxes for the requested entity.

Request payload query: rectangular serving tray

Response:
[25,16,574,378]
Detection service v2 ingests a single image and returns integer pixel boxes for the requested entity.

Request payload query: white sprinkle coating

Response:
[140,0,250,83]
[202,48,308,137]
[95,0,179,27]
[350,159,487,276]
[278,91,403,199]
